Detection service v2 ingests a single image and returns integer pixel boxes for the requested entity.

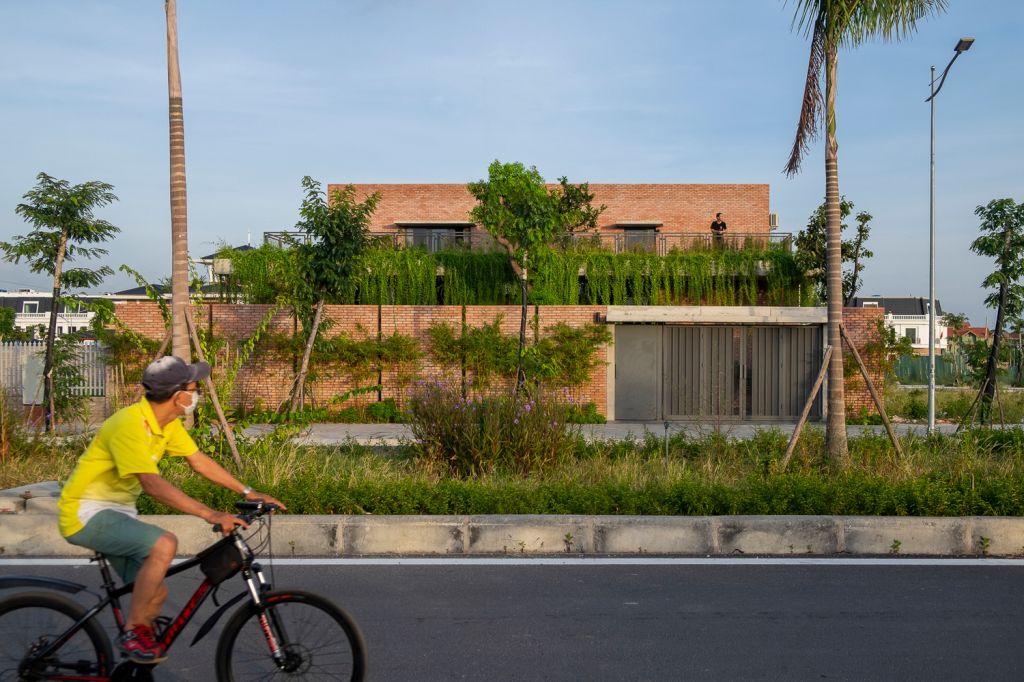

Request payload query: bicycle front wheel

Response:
[0,590,113,681]
[216,590,366,682]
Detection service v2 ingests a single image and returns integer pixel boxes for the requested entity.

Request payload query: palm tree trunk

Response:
[166,0,190,366]
[290,299,325,412]
[42,231,67,432]
[824,41,848,466]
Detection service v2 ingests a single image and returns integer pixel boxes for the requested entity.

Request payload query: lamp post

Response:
[925,36,974,434]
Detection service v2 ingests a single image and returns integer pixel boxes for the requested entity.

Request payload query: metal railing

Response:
[265,228,792,255]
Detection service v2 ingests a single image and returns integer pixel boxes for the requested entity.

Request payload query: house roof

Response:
[951,326,990,339]
[199,244,254,261]
[850,296,943,316]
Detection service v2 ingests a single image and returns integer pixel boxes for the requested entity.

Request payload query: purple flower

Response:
[513,418,519,425]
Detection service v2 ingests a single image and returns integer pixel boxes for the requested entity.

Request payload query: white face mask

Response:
[180,390,199,416]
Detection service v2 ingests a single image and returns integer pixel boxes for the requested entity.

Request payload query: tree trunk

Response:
[823,42,848,466]
[42,231,68,432]
[981,229,1012,423]
[290,299,324,412]
[515,259,528,396]
[166,0,190,367]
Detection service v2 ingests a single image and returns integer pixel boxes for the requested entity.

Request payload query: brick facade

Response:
[330,183,770,236]
[112,303,876,421]
[113,302,609,414]
[841,306,887,416]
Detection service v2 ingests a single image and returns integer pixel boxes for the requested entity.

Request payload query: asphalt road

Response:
[1,559,1023,681]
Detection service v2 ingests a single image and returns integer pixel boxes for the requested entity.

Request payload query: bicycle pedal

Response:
[153,616,172,636]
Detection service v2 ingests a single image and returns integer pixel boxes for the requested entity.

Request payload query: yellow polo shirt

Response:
[58,398,199,537]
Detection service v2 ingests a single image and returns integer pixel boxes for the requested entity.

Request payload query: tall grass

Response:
[8,421,1024,516]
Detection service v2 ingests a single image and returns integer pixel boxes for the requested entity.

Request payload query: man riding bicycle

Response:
[57,356,285,665]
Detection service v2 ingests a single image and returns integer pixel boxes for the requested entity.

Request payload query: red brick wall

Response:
[113,303,610,413]
[842,307,886,416]
[330,183,770,236]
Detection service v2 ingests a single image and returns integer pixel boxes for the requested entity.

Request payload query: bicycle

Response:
[0,500,366,681]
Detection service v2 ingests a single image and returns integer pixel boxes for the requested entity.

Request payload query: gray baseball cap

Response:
[143,356,211,395]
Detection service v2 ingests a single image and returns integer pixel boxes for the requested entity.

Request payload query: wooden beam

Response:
[840,324,902,456]
[184,307,244,470]
[780,345,832,471]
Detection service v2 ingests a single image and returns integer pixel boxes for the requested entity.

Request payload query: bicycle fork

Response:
[243,564,291,669]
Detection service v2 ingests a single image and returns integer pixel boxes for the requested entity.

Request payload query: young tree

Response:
[287,178,380,412]
[1,172,119,430]
[784,0,946,466]
[941,311,969,338]
[468,161,604,394]
[970,198,1024,422]
[794,196,874,303]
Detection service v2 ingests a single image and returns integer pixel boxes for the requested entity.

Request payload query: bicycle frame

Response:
[7,531,271,680]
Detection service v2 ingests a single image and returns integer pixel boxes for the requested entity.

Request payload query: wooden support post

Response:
[956,377,988,434]
[840,324,902,456]
[780,345,832,471]
[184,308,244,470]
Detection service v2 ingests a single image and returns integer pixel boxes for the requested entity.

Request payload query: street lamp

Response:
[925,36,974,435]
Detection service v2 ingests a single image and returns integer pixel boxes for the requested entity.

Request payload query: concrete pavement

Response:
[241,421,964,446]
[3,482,1023,558]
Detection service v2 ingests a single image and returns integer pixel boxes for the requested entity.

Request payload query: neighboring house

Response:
[0,290,99,338]
[196,244,254,284]
[0,285,218,339]
[850,296,947,355]
[950,325,989,345]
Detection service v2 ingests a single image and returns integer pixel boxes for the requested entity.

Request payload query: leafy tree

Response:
[784,0,946,466]
[0,308,34,342]
[1,173,119,430]
[970,198,1024,421]
[941,311,969,334]
[794,196,874,303]
[287,177,380,411]
[468,161,604,393]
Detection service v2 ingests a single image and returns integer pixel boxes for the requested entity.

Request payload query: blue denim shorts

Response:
[65,509,166,584]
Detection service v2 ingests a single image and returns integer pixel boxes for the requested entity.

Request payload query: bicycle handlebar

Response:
[212,500,280,533]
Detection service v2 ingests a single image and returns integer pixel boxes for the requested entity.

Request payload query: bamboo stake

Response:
[184,308,243,470]
[840,324,903,456]
[780,345,832,471]
[956,377,988,434]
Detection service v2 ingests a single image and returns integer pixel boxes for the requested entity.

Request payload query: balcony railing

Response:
[266,229,793,255]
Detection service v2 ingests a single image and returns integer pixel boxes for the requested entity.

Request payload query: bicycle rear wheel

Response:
[216,590,366,682]
[0,590,113,681]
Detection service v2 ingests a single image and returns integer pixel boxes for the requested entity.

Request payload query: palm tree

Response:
[784,0,946,467]
[166,0,190,364]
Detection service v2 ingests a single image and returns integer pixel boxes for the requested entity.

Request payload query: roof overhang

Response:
[394,221,475,227]
[606,306,827,325]
[611,221,663,229]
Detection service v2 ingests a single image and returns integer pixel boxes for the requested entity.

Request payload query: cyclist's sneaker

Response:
[118,624,167,664]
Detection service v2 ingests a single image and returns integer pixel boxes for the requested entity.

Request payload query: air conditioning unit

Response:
[769,212,779,229]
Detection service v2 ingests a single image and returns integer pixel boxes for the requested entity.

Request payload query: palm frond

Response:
[785,13,826,176]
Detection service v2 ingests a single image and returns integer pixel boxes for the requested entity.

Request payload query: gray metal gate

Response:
[615,324,823,421]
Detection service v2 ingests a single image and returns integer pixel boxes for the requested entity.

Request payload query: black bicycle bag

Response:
[197,537,244,585]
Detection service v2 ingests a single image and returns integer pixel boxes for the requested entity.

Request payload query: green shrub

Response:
[407,380,579,477]
[366,398,403,423]
[566,402,605,424]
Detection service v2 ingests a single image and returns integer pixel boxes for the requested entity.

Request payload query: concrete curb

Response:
[3,512,1024,558]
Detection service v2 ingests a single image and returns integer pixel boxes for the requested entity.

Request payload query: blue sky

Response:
[1,1,1021,325]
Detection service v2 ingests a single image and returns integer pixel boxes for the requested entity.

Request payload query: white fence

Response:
[0,341,106,401]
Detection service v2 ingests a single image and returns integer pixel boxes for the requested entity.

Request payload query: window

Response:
[406,226,469,253]
[862,301,879,308]
[22,301,38,314]
[621,228,658,254]
[904,328,917,343]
